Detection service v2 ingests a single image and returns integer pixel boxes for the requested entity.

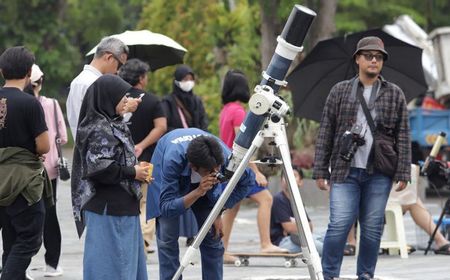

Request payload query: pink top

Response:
[219,102,246,148]
[39,96,68,179]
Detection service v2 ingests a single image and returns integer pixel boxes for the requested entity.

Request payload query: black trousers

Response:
[0,195,45,280]
[43,179,62,269]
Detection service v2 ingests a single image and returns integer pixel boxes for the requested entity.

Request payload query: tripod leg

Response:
[424,198,450,255]
[274,123,323,280]
[171,132,264,280]
[425,210,445,255]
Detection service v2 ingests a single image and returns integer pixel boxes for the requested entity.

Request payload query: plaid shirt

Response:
[312,76,411,184]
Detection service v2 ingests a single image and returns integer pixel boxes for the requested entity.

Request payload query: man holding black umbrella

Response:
[313,36,411,280]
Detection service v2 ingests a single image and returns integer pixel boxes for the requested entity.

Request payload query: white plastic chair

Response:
[356,164,418,258]
[379,201,409,258]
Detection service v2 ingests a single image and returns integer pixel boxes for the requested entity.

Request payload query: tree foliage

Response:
[335,0,429,34]
[0,0,142,100]
[1,0,450,140]
[0,0,80,98]
[139,0,261,135]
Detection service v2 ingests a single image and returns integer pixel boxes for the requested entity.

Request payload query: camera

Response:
[425,159,450,189]
[339,124,366,162]
[57,157,71,181]
[214,172,227,183]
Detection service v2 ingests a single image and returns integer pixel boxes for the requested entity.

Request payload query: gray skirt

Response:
[83,210,148,280]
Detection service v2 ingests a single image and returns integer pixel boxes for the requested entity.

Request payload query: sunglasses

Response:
[32,77,44,87]
[360,52,384,62]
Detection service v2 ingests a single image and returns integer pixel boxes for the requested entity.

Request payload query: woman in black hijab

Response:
[161,65,209,245]
[71,74,149,280]
[162,65,209,131]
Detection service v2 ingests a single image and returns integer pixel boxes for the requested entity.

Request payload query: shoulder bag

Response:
[357,91,398,177]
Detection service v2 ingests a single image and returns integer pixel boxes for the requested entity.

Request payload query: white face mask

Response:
[177,80,195,92]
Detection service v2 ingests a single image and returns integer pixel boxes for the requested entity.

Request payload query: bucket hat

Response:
[353,36,388,60]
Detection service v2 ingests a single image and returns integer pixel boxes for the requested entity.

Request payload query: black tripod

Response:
[424,197,450,255]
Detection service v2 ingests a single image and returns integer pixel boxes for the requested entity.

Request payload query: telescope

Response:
[225,5,316,178]
[421,131,446,175]
[173,5,322,280]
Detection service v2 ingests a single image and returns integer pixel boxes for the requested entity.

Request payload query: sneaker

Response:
[44,265,63,277]
[358,273,373,280]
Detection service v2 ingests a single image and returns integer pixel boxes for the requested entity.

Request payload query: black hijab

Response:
[71,74,140,237]
[172,65,197,113]
[77,74,129,124]
[169,65,209,129]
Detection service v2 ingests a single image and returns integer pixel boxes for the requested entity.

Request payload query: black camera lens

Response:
[339,129,365,162]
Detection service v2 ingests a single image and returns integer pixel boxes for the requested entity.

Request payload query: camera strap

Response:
[357,93,376,134]
[354,79,377,135]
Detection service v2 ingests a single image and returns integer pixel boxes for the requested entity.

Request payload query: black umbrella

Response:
[286,29,427,122]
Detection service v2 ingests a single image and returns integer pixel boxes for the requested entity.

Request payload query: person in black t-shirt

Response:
[0,86,47,153]
[118,58,167,254]
[0,46,50,280]
[270,166,323,255]
[118,58,167,162]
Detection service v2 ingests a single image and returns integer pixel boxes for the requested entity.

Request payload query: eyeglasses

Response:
[360,52,384,62]
[108,52,124,69]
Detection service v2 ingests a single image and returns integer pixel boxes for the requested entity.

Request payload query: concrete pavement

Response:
[3,153,450,279]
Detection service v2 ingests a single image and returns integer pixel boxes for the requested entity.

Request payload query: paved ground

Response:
[4,150,450,279]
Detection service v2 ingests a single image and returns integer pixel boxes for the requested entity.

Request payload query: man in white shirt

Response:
[67,36,129,139]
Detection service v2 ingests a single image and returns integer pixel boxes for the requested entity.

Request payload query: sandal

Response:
[434,243,450,255]
[343,244,356,256]
[407,244,416,254]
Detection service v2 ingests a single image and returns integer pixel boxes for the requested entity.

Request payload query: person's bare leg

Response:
[403,198,450,249]
[347,223,357,246]
[342,223,357,255]
[222,203,241,251]
[250,190,287,252]
[222,202,241,263]
[139,184,155,253]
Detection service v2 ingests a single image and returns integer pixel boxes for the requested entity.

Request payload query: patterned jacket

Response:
[312,76,411,184]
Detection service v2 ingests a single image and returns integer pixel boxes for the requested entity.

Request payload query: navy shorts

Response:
[246,181,266,197]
